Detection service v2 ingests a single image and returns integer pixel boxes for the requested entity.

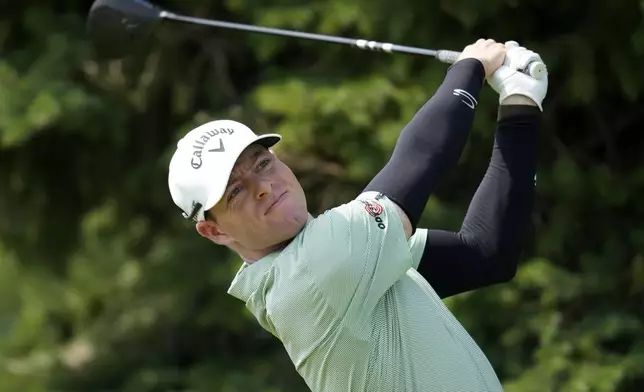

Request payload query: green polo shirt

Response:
[228,191,504,392]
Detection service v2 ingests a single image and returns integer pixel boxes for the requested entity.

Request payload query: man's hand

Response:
[487,41,549,111]
[457,39,507,78]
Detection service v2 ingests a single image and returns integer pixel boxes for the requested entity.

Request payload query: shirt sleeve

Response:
[303,191,414,325]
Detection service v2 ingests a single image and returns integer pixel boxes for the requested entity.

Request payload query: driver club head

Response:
[86,0,164,59]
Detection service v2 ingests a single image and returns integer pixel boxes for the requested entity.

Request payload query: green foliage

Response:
[1,0,643,390]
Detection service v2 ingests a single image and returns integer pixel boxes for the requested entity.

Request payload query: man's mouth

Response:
[266,191,287,215]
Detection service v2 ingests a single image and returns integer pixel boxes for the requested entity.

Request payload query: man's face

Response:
[198,144,309,254]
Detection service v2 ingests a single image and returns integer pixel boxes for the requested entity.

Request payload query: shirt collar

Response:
[226,213,315,302]
[227,251,277,302]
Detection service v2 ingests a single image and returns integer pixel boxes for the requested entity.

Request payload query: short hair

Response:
[205,209,216,222]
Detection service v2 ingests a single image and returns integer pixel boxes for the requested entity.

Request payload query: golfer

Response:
[168,38,547,391]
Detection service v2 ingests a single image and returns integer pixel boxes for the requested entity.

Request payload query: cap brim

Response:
[254,134,281,149]
[201,134,282,218]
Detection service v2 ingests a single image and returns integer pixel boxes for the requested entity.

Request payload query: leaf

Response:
[630,254,644,294]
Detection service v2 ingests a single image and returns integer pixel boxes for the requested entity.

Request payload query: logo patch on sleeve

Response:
[363,200,383,216]
[361,200,385,229]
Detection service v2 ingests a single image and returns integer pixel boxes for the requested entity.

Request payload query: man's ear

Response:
[196,220,235,246]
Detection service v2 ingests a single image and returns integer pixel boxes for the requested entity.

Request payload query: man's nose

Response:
[254,177,272,199]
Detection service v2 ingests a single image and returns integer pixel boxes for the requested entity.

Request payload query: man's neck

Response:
[237,239,290,265]
[236,214,314,264]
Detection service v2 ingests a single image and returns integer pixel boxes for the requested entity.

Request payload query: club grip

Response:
[436,50,546,80]
[436,50,461,64]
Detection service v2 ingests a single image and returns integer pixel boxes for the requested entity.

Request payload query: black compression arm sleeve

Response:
[363,59,485,230]
[417,105,541,299]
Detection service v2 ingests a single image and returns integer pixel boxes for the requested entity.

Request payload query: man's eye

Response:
[258,158,270,169]
[228,186,241,201]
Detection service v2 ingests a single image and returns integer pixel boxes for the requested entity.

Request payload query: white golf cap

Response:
[168,119,281,221]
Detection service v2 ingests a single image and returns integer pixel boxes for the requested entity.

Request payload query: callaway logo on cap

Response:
[168,120,281,222]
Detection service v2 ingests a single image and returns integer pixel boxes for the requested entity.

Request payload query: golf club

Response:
[86,0,546,80]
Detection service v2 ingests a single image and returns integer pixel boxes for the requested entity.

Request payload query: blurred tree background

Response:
[1,0,643,391]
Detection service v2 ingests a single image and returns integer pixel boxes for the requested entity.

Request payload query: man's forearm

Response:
[363,58,486,230]
[416,104,540,298]
[460,104,539,265]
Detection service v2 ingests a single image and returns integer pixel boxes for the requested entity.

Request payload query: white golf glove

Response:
[487,41,548,111]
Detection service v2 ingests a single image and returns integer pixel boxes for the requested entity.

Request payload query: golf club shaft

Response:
[159,10,546,79]
[161,11,461,63]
